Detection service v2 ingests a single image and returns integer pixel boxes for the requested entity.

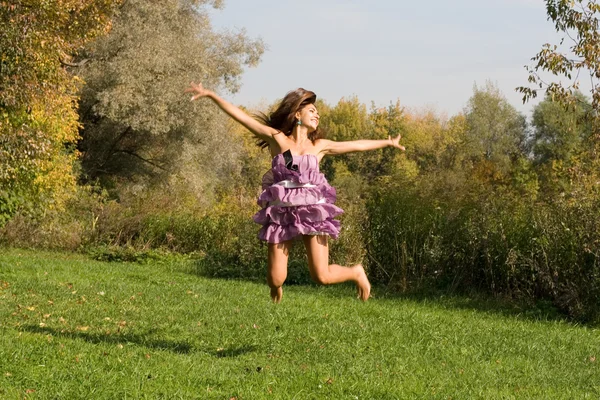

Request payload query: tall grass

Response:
[365,175,600,322]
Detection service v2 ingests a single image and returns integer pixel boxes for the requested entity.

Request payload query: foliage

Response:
[319,97,404,180]
[0,0,121,225]
[0,184,107,250]
[531,91,592,166]
[517,0,600,134]
[76,0,265,198]
[5,1,600,322]
[464,82,528,180]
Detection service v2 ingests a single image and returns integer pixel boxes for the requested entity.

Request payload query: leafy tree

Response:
[464,82,528,182]
[76,0,265,198]
[397,108,461,174]
[530,91,592,165]
[367,101,406,177]
[318,96,370,180]
[517,0,600,134]
[319,97,405,180]
[0,0,121,224]
[517,0,600,210]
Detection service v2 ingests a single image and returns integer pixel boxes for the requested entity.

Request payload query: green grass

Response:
[0,249,599,399]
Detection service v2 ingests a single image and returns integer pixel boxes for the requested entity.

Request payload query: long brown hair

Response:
[255,88,324,149]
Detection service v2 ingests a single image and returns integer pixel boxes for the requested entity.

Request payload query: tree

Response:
[464,82,528,181]
[530,91,592,165]
[517,0,600,134]
[76,0,265,198]
[319,97,405,180]
[0,0,121,224]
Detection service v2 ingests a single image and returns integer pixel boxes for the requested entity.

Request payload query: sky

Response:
[209,0,581,119]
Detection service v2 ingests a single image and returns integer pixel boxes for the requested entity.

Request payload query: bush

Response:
[364,171,600,322]
[0,185,105,250]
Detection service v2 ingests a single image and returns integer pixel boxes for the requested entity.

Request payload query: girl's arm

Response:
[320,135,405,156]
[185,82,278,141]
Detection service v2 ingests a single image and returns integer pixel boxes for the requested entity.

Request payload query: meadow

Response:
[1,249,598,399]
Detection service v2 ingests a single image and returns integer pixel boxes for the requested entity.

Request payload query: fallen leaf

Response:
[39,322,46,328]
[77,326,89,332]
[145,353,151,359]
[25,389,35,394]
[25,306,35,311]
[326,377,333,385]
[590,356,596,362]
[43,314,51,319]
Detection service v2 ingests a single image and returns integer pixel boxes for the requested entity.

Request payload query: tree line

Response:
[1,0,600,321]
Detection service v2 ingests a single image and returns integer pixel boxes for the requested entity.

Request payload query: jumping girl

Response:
[185,83,405,303]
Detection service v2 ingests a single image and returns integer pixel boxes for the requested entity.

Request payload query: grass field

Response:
[0,248,599,399]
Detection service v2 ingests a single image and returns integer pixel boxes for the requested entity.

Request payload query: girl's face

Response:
[296,104,320,132]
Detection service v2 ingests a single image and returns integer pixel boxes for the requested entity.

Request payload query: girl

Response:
[186,83,405,303]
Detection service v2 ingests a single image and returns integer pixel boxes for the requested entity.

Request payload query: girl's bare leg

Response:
[267,240,292,303]
[302,235,371,301]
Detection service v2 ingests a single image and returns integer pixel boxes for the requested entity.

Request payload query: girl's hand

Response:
[185,82,213,101]
[389,134,406,151]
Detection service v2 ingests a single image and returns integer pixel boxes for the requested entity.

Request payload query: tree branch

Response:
[115,150,168,171]
[60,57,89,67]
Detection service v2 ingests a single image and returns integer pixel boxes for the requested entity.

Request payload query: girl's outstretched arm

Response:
[320,134,405,156]
[185,82,278,142]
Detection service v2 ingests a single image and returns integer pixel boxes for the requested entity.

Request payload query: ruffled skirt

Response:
[253,170,343,243]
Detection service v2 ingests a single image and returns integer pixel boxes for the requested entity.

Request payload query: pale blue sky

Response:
[209,0,573,118]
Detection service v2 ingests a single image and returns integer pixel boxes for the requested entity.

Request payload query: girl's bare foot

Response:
[354,264,371,301]
[270,286,283,303]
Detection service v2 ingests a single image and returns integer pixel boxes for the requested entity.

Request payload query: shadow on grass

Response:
[21,325,259,357]
[318,283,580,324]
[22,325,193,354]
[194,256,313,286]
[192,256,592,325]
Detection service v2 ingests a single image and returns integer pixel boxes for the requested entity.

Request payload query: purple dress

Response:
[253,153,343,243]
